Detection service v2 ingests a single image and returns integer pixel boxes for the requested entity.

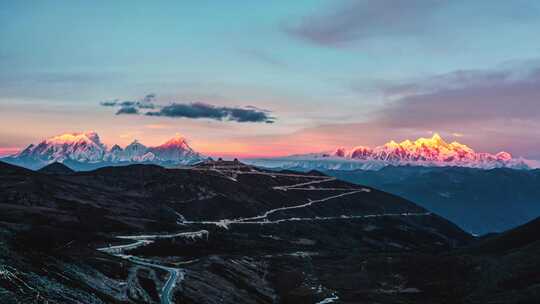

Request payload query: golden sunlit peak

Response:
[400,139,413,146]
[47,131,101,145]
[412,133,450,149]
[334,132,514,164]
[173,132,185,140]
[431,133,442,141]
[159,133,189,148]
[385,140,400,148]
[419,132,443,142]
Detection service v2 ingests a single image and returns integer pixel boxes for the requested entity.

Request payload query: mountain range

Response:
[1,131,204,170]
[1,160,539,303]
[5,132,538,172]
[246,133,537,171]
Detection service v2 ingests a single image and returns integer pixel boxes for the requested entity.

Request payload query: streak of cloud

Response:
[284,0,538,47]
[284,0,445,47]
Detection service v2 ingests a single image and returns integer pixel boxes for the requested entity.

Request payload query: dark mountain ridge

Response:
[37,162,75,175]
[0,161,538,303]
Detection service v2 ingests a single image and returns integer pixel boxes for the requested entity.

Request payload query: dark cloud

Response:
[284,0,445,47]
[228,107,275,123]
[116,106,139,115]
[100,93,156,109]
[143,93,156,102]
[375,65,540,128]
[102,94,275,123]
[245,105,273,112]
[136,102,155,109]
[137,94,157,109]
[119,101,136,107]
[146,102,275,123]
[100,100,118,107]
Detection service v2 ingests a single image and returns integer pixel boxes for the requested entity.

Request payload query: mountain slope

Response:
[471,216,540,254]
[1,161,539,303]
[324,166,540,234]
[460,216,540,303]
[0,161,475,303]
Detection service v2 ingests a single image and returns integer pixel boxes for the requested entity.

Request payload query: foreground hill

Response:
[0,160,537,303]
[37,162,75,175]
[324,166,540,235]
[462,216,540,303]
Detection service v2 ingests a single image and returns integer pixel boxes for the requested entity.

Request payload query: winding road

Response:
[97,165,434,302]
[127,257,183,304]
[98,231,207,304]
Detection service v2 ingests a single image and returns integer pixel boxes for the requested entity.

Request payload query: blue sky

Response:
[2,0,540,158]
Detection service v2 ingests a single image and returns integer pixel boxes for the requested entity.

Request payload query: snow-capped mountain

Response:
[122,140,149,161]
[339,133,514,164]
[15,131,107,163]
[104,144,124,162]
[245,134,536,171]
[3,131,204,170]
[148,134,200,162]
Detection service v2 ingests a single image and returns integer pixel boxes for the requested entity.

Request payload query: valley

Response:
[324,166,540,235]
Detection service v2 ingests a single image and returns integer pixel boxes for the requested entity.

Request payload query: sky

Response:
[1,0,540,159]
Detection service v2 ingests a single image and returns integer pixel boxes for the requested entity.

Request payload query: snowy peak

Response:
[157,133,190,150]
[344,133,529,169]
[110,144,123,152]
[246,133,533,171]
[339,133,515,166]
[148,134,200,162]
[8,131,204,168]
[45,131,103,146]
[105,140,149,162]
[17,131,106,163]
[109,135,200,163]
[123,140,148,160]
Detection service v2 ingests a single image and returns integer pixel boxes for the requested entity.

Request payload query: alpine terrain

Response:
[1,160,539,303]
[1,131,204,170]
[246,134,536,171]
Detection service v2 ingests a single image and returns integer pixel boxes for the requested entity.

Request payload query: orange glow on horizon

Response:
[1,130,521,161]
[0,147,21,157]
